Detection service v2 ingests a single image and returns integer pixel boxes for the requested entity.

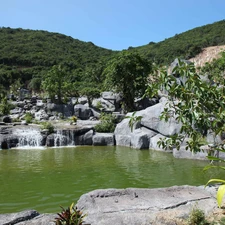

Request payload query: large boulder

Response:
[93,133,115,146]
[2,116,12,123]
[130,127,157,149]
[76,186,217,225]
[0,210,39,225]
[114,116,141,147]
[74,104,93,120]
[92,98,115,112]
[35,109,49,121]
[140,102,182,136]
[83,130,94,145]
[47,104,74,117]
[149,133,170,152]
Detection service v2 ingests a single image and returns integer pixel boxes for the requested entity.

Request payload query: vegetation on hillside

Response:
[0,27,116,94]
[0,20,225,105]
[104,51,152,112]
[133,20,225,64]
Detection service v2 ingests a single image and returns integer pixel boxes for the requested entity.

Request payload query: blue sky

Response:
[1,0,224,50]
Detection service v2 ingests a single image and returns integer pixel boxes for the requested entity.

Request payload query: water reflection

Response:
[0,146,222,214]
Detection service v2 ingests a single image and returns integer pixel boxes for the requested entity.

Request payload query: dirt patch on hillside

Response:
[189,45,225,68]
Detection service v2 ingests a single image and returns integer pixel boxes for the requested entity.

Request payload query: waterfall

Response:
[53,129,75,147]
[13,128,43,148]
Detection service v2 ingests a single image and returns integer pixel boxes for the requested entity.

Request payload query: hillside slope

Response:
[133,20,225,64]
[1,20,225,91]
[189,45,225,67]
[0,27,116,88]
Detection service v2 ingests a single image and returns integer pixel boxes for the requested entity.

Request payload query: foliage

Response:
[41,65,73,103]
[55,202,86,225]
[95,113,117,133]
[95,101,103,110]
[187,206,209,225]
[125,111,143,132]
[71,116,77,123]
[104,51,152,112]
[200,51,225,84]
[146,59,225,207]
[146,59,225,153]
[0,97,10,116]
[24,112,33,124]
[0,27,116,93]
[40,121,54,134]
[134,20,225,64]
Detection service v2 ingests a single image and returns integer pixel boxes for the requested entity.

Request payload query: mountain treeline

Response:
[0,20,225,96]
[133,20,225,64]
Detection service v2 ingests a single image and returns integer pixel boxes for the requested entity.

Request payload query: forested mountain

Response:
[133,20,225,64]
[0,27,116,89]
[0,19,225,94]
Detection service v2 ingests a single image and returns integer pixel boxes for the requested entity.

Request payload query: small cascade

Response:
[53,129,75,147]
[13,128,43,148]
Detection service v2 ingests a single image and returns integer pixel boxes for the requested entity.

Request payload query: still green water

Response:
[0,146,221,214]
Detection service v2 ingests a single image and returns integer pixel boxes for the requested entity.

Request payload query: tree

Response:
[41,65,72,103]
[146,59,225,207]
[104,51,152,112]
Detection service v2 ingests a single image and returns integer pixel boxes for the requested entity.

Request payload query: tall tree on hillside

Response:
[41,65,73,103]
[103,51,152,112]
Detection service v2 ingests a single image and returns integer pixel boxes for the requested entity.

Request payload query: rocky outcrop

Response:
[74,104,93,120]
[76,185,218,225]
[114,100,182,151]
[0,210,40,225]
[0,186,219,225]
[93,133,115,146]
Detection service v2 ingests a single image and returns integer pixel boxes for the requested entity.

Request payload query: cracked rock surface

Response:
[76,185,218,225]
[0,186,218,225]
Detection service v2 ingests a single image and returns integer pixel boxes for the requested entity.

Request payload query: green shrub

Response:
[71,116,77,123]
[40,121,54,134]
[0,97,10,116]
[96,101,103,110]
[55,202,86,225]
[95,113,116,133]
[24,112,33,124]
[188,207,209,225]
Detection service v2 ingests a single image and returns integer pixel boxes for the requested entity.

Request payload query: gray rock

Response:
[17,213,56,225]
[149,133,172,152]
[173,146,208,160]
[74,104,93,120]
[10,107,22,114]
[130,127,157,149]
[0,210,39,225]
[2,116,11,123]
[35,109,49,121]
[141,102,182,136]
[93,133,115,146]
[115,134,131,147]
[92,98,115,112]
[47,104,74,117]
[76,186,217,225]
[83,130,94,145]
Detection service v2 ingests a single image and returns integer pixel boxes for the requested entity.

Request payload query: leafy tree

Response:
[0,97,10,116]
[104,51,152,112]
[41,65,73,103]
[146,59,225,207]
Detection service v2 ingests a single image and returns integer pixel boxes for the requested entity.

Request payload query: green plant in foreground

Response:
[71,116,77,123]
[55,202,86,225]
[204,149,225,208]
[187,206,209,225]
[125,111,143,132]
[95,113,117,133]
[24,112,33,123]
[40,121,54,134]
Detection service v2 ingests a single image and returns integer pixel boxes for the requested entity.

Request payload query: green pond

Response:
[0,146,221,214]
